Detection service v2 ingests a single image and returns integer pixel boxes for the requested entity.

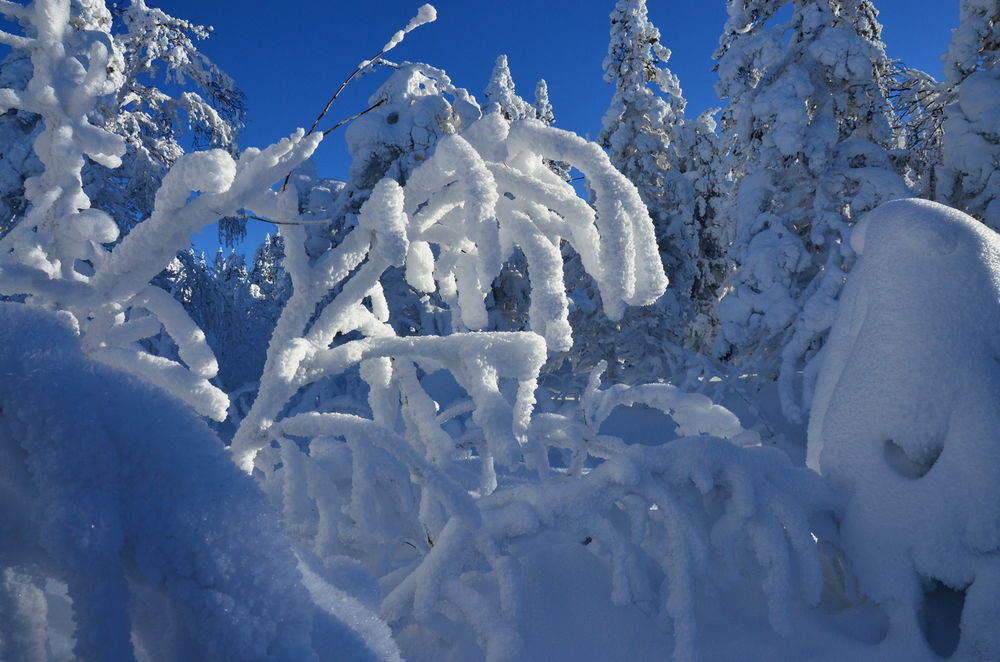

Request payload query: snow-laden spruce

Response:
[713,0,910,423]
[483,55,534,121]
[808,199,1000,660]
[580,0,728,384]
[938,0,1000,231]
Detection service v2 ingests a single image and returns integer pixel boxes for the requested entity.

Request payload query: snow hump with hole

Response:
[807,198,1000,659]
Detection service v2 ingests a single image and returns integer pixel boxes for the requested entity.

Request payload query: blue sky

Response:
[156,0,958,255]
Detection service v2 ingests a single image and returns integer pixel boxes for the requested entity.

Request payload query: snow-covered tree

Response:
[560,0,734,388]
[532,78,554,124]
[250,231,290,301]
[673,108,731,353]
[938,0,1000,230]
[601,0,697,301]
[482,54,533,120]
[225,84,826,660]
[713,0,911,422]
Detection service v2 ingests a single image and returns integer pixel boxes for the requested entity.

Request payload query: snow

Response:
[2,0,999,659]
[808,198,1000,659]
[0,302,380,661]
[380,4,437,54]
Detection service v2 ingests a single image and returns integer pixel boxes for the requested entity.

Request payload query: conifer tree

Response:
[938,0,1000,230]
[533,79,555,125]
[576,0,706,382]
[713,0,910,421]
[482,54,533,120]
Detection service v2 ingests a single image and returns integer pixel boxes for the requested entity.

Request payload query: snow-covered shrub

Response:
[808,198,1000,660]
[224,60,832,660]
[0,0,322,420]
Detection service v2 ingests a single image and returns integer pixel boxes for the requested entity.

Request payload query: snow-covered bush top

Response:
[809,198,1000,660]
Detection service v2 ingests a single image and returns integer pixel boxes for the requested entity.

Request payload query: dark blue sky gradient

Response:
[155,0,957,254]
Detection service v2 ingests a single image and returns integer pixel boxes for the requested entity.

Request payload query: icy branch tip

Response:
[381,4,438,52]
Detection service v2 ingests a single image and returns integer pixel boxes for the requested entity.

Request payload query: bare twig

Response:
[279,62,388,193]
[306,49,391,137]
[321,99,386,136]
[279,5,436,192]
[215,212,332,227]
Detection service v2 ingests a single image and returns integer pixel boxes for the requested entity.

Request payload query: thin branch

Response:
[0,29,31,49]
[244,214,333,227]
[280,5,436,191]
[305,50,389,137]
[279,52,389,195]
[321,99,386,136]
[280,99,387,193]
[214,212,332,227]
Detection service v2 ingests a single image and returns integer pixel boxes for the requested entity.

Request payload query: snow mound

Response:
[808,198,1000,659]
[0,303,384,661]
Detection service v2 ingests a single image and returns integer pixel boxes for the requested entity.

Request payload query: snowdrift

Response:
[0,303,387,662]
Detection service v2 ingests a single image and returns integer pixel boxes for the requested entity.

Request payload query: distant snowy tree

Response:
[250,231,291,302]
[532,79,554,124]
[482,54,533,120]
[674,108,731,353]
[531,78,571,182]
[938,0,1000,230]
[713,0,911,422]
